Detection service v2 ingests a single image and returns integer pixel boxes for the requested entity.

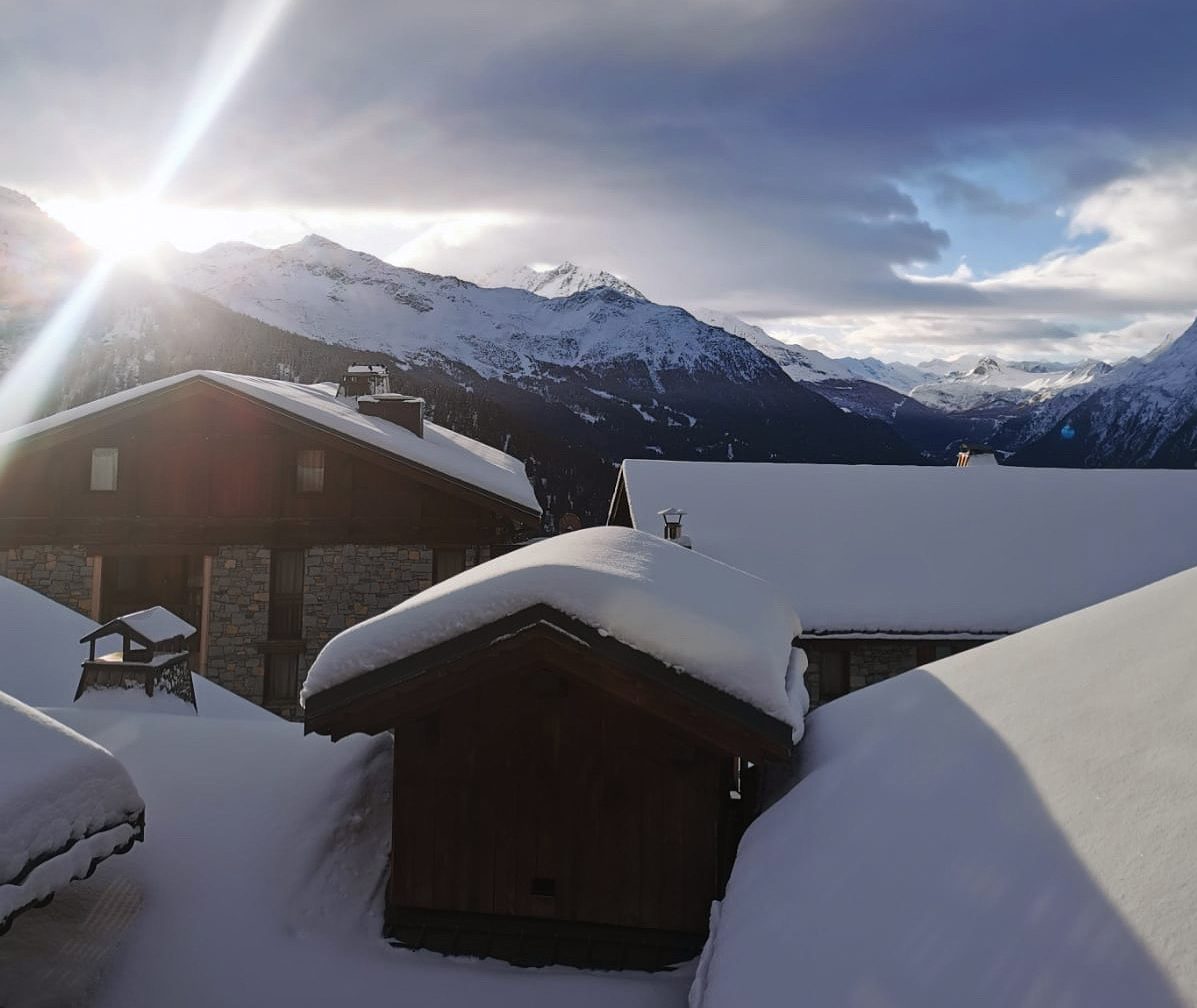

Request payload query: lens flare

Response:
[0,0,291,446]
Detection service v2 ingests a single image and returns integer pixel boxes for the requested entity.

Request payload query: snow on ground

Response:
[616,460,1197,635]
[303,526,802,729]
[0,370,541,516]
[0,691,144,929]
[0,575,276,721]
[696,565,1197,1007]
[0,576,687,1007]
[28,703,688,1008]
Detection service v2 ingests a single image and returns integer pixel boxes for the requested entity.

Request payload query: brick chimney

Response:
[358,393,425,438]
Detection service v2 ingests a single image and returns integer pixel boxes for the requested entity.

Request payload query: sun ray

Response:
[0,0,292,447]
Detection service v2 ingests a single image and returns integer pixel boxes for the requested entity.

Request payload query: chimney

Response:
[338,363,391,398]
[658,507,691,547]
[358,393,425,438]
[956,444,999,467]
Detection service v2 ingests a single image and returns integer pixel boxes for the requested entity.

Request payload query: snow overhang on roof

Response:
[0,370,541,520]
[0,690,145,934]
[612,460,1197,636]
[301,527,804,738]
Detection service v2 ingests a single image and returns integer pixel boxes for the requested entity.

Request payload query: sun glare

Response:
[46,197,173,258]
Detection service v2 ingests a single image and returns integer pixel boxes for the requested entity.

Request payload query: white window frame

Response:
[90,447,119,492]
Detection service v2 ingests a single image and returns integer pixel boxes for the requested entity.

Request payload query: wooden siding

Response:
[389,664,727,937]
[0,382,523,549]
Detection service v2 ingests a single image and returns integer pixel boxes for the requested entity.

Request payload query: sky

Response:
[3,0,1197,364]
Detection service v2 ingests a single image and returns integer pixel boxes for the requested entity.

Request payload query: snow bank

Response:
[0,690,143,927]
[0,575,276,721]
[618,460,1197,634]
[0,370,541,515]
[303,526,802,728]
[696,565,1197,1007]
[39,704,687,1008]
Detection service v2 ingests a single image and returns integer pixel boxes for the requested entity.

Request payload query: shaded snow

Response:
[0,691,144,926]
[0,575,277,722]
[303,527,801,728]
[699,564,1197,1007]
[617,460,1197,635]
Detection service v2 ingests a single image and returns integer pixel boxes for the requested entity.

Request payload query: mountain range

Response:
[2,185,1196,525]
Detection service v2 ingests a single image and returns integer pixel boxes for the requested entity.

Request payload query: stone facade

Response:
[0,544,95,617]
[300,544,436,691]
[804,638,989,708]
[205,546,272,705]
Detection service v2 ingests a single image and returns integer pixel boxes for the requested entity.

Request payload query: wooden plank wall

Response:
[389,665,724,934]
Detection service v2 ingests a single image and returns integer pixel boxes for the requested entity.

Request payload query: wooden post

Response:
[198,554,213,677]
[89,555,103,621]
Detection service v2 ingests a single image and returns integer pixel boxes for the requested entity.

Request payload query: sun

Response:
[43,195,177,259]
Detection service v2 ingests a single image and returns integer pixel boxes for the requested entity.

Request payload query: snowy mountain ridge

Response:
[909,355,1114,412]
[481,262,646,301]
[171,239,775,384]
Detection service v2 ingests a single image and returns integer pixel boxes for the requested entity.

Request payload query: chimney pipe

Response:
[659,507,686,541]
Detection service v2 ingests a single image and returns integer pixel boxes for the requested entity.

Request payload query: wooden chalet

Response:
[304,527,800,971]
[0,369,541,717]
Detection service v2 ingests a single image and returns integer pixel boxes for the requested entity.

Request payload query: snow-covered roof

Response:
[302,526,803,729]
[695,564,1197,1007]
[614,460,1197,635]
[86,605,196,645]
[0,575,277,721]
[345,364,388,374]
[0,370,541,517]
[0,689,144,931]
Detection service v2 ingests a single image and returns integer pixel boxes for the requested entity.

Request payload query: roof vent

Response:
[338,363,390,398]
[658,507,692,548]
[358,393,425,438]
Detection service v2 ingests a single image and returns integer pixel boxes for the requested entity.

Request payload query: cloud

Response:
[4,0,1197,359]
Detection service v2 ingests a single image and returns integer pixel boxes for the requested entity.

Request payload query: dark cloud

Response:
[2,0,1196,329]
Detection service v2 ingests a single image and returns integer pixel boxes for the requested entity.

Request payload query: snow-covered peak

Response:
[170,241,775,383]
[691,308,935,393]
[910,353,1112,411]
[482,261,647,300]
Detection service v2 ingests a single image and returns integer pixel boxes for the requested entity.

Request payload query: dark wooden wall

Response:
[0,383,522,549]
[390,664,727,936]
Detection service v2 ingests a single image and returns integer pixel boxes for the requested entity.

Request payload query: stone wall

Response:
[205,546,271,704]
[0,545,95,617]
[804,639,989,708]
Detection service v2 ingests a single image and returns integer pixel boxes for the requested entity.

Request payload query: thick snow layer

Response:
[0,370,541,515]
[0,575,276,721]
[0,691,143,925]
[617,460,1197,634]
[697,565,1197,1007]
[36,705,687,1008]
[96,605,196,643]
[303,526,801,727]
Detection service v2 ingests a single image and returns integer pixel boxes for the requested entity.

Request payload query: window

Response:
[90,447,119,491]
[433,548,466,584]
[263,652,300,707]
[268,549,305,639]
[296,449,325,493]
